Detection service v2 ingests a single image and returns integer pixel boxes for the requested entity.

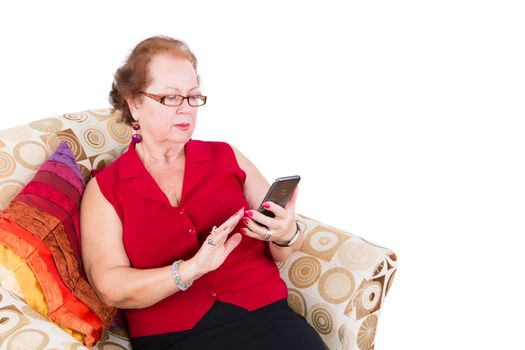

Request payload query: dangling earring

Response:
[131,122,142,143]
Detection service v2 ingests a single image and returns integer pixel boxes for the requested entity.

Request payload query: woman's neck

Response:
[135,140,185,167]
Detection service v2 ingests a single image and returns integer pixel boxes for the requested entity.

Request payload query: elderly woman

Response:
[80,36,324,350]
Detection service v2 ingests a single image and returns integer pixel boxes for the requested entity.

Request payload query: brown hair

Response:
[109,35,200,125]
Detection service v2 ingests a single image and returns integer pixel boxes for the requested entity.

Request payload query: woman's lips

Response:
[174,123,190,130]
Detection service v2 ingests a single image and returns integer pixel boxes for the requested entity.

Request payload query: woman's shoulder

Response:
[189,139,237,158]
[83,154,125,220]
[190,139,232,149]
[92,154,122,180]
[88,150,128,194]
[190,139,247,171]
[191,139,253,176]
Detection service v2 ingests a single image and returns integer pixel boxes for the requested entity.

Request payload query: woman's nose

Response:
[176,98,193,113]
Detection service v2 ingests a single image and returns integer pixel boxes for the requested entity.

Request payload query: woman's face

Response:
[129,54,200,145]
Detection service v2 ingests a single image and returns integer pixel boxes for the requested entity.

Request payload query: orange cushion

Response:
[0,141,116,346]
[0,243,84,342]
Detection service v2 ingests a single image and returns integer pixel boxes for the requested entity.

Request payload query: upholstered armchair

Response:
[0,109,397,350]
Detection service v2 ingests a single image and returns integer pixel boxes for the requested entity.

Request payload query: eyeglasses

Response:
[140,91,207,107]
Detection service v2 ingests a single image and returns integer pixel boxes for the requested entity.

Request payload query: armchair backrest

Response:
[0,109,130,209]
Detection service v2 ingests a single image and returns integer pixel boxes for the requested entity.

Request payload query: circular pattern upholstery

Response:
[0,288,127,349]
[308,303,336,337]
[278,215,397,349]
[310,230,340,252]
[0,152,17,178]
[89,109,117,121]
[318,267,356,304]
[28,118,64,133]
[337,241,378,271]
[301,224,350,261]
[6,329,49,349]
[53,132,84,160]
[288,256,322,288]
[287,288,308,318]
[63,113,89,123]
[354,280,383,320]
[0,180,24,208]
[0,127,33,142]
[0,307,28,335]
[13,141,49,170]
[107,119,132,144]
[81,127,107,151]
[357,314,377,350]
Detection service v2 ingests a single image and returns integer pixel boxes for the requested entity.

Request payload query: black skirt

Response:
[130,298,326,350]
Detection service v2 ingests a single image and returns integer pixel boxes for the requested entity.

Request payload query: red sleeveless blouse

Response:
[94,140,288,337]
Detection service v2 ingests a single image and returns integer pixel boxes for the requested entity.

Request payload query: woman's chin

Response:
[169,133,194,144]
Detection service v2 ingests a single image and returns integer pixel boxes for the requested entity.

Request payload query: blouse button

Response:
[211,292,217,297]
[179,208,185,215]
[188,228,195,234]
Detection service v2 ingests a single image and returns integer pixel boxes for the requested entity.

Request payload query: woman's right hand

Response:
[188,207,245,278]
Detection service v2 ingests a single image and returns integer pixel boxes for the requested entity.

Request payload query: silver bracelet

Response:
[272,222,302,247]
[171,260,192,291]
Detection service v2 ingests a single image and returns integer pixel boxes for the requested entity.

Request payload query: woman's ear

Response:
[125,95,140,113]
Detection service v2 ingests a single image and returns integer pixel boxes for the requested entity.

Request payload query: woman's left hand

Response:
[241,187,299,244]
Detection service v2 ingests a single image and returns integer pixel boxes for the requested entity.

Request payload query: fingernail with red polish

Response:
[263,203,271,209]
[242,217,250,225]
[240,228,247,234]
[244,210,253,218]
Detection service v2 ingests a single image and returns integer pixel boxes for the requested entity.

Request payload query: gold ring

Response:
[207,226,220,246]
[263,229,272,241]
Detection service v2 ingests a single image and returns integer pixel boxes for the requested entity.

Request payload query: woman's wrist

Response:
[184,259,207,280]
[174,259,205,290]
[272,222,302,247]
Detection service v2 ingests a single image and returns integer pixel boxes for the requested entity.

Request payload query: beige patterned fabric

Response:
[279,215,397,349]
[0,286,130,350]
[0,109,397,350]
[0,109,130,209]
[0,286,88,350]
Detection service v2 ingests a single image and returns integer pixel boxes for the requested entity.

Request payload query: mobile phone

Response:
[257,175,301,218]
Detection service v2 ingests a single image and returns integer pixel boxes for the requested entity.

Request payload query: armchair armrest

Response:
[0,286,131,349]
[277,214,397,350]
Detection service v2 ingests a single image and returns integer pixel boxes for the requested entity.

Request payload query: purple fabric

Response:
[48,142,85,185]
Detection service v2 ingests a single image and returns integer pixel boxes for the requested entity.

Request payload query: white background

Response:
[1,1,524,348]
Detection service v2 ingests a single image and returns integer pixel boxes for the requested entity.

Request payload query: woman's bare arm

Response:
[231,145,305,262]
[80,178,204,309]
